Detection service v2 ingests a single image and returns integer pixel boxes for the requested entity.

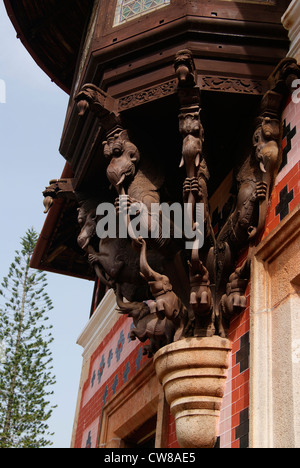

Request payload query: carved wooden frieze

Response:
[118,79,178,110]
[199,76,265,95]
[117,75,265,112]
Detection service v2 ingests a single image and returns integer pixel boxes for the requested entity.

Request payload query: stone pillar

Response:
[154,337,232,448]
[282,0,300,63]
[250,207,300,448]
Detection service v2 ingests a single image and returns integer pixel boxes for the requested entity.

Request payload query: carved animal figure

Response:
[219,259,251,337]
[104,129,163,207]
[104,128,174,251]
[177,68,215,279]
[43,178,76,213]
[249,115,281,241]
[77,204,97,251]
[76,200,112,288]
[179,110,204,177]
[116,284,150,323]
[89,237,167,302]
[104,129,140,194]
[137,237,185,326]
[76,197,164,301]
[216,113,280,295]
[174,49,197,88]
[187,255,215,337]
[221,260,250,317]
[116,285,176,357]
[188,259,212,314]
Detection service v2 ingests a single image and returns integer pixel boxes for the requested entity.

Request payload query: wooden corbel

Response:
[75,83,122,133]
[43,178,76,213]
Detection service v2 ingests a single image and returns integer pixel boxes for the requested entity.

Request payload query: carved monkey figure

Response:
[76,197,163,301]
[77,203,97,251]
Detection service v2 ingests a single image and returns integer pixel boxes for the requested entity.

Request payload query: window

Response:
[98,360,169,448]
[124,415,157,448]
[114,0,170,26]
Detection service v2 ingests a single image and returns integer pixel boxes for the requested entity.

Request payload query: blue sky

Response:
[0,3,95,448]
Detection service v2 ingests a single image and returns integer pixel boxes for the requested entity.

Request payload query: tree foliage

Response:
[0,228,56,448]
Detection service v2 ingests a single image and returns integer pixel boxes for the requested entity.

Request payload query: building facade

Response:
[5,0,300,448]
[71,84,300,449]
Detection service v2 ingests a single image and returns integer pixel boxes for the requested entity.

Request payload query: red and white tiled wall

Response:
[218,95,300,449]
[264,96,300,236]
[74,314,150,448]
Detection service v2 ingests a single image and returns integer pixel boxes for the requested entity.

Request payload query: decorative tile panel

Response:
[81,316,141,407]
[114,0,170,26]
[235,408,249,449]
[81,418,100,449]
[279,120,296,173]
[275,185,294,221]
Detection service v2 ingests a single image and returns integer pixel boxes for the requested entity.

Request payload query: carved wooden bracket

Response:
[75,83,121,132]
[174,52,300,337]
[71,53,300,353]
[43,178,75,213]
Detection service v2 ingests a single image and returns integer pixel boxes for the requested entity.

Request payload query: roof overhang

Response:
[30,163,95,281]
[4,0,93,93]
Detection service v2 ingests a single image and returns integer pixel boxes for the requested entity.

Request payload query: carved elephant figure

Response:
[104,129,140,194]
[188,259,212,315]
[179,111,204,179]
[116,284,150,322]
[116,285,176,357]
[131,313,176,357]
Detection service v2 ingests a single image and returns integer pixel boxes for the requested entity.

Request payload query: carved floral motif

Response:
[118,80,177,110]
[199,76,264,95]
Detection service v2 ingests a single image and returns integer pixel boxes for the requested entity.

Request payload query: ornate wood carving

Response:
[67,53,300,354]
[117,75,265,115]
[117,74,265,113]
[118,80,178,111]
[43,178,75,213]
[199,76,264,95]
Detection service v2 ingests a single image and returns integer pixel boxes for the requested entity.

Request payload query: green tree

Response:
[0,228,56,448]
